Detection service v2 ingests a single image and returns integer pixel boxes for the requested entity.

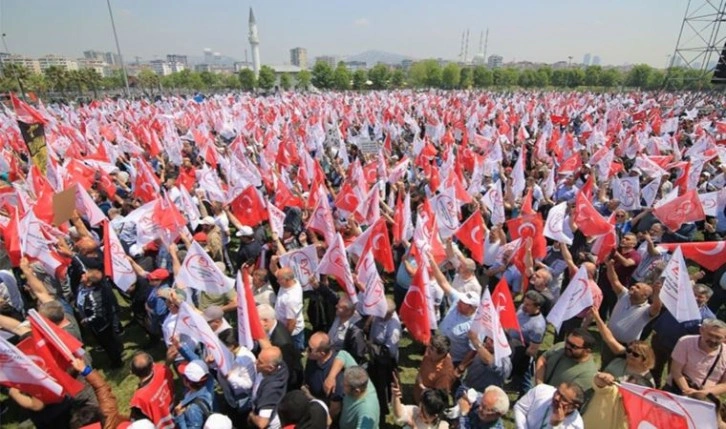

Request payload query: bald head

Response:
[257,346,283,375]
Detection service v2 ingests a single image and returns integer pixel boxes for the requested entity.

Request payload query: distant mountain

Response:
[345,50,412,65]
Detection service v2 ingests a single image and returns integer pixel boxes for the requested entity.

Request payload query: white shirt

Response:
[219,346,256,407]
[513,384,583,429]
[275,281,304,336]
[253,283,277,307]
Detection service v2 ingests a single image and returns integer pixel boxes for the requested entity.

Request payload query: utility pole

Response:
[106,0,130,97]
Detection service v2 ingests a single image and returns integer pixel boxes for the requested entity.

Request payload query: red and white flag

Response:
[346,218,395,272]
[103,220,136,292]
[176,302,235,375]
[0,336,65,403]
[611,176,641,211]
[267,202,286,238]
[454,209,485,264]
[176,241,234,294]
[641,179,660,208]
[392,190,414,243]
[492,278,523,342]
[470,289,512,363]
[481,179,506,226]
[574,191,613,237]
[75,185,107,227]
[317,233,357,302]
[653,189,705,231]
[659,241,726,272]
[543,202,572,245]
[619,381,716,429]
[306,195,336,246]
[697,189,726,217]
[236,269,266,350]
[659,247,701,323]
[279,245,319,291]
[229,186,267,227]
[355,247,388,318]
[399,264,431,345]
[178,186,201,230]
[546,266,594,332]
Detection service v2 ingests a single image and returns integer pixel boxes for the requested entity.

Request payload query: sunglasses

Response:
[565,340,586,350]
[626,347,643,359]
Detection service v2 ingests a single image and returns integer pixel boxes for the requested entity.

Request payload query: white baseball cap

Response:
[183,360,209,382]
[204,414,233,429]
[128,419,155,429]
[236,225,254,237]
[459,291,479,307]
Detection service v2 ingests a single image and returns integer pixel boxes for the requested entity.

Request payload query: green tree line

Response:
[0,61,715,99]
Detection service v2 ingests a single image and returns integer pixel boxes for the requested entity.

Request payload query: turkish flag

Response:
[97,169,117,199]
[618,384,688,429]
[492,278,522,339]
[653,189,705,231]
[573,192,612,237]
[659,241,726,272]
[454,209,485,264]
[230,186,268,227]
[65,159,96,191]
[275,179,304,209]
[153,194,187,233]
[333,182,360,213]
[400,265,431,345]
[558,153,581,174]
[365,218,395,272]
[520,187,535,216]
[362,162,378,184]
[506,214,546,259]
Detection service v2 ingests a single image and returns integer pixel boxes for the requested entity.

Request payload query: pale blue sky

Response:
[1,0,688,67]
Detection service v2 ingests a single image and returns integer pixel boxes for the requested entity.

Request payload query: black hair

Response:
[420,388,448,417]
[568,327,596,350]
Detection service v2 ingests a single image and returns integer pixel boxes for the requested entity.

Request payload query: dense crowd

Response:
[0,90,725,429]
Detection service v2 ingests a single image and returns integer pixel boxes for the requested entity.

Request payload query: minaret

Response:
[248,7,260,78]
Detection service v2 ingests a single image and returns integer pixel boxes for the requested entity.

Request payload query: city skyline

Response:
[0,0,691,68]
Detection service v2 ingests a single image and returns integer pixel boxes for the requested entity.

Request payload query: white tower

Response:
[248,7,260,78]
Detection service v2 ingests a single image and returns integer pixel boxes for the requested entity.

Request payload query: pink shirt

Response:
[669,335,726,388]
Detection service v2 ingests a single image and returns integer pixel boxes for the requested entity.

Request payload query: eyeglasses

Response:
[553,390,578,409]
[626,347,643,359]
[565,340,586,350]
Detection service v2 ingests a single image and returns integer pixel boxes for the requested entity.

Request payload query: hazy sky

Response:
[1,0,689,67]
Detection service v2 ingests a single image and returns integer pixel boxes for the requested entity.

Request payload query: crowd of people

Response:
[0,90,725,429]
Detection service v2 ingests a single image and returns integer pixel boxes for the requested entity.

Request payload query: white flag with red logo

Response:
[641,179,660,208]
[697,189,725,217]
[547,266,594,332]
[470,289,512,363]
[653,189,705,231]
[176,302,234,375]
[317,233,357,302]
[481,179,506,226]
[355,247,388,318]
[279,245,319,291]
[660,247,701,323]
[176,241,234,294]
[75,185,107,226]
[432,186,460,239]
[0,336,64,403]
[103,220,136,292]
[267,202,286,238]
[306,195,336,246]
[543,202,573,245]
[619,381,716,429]
[611,176,641,211]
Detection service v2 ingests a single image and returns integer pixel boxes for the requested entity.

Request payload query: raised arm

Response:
[427,252,453,296]
[19,258,54,304]
[590,307,626,355]
[605,259,628,296]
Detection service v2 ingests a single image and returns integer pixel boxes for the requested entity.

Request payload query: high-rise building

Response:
[2,54,41,73]
[38,55,79,72]
[487,54,503,68]
[204,48,213,64]
[592,55,601,66]
[104,52,121,66]
[149,60,172,76]
[290,47,308,69]
[583,53,591,66]
[213,52,222,63]
[248,8,261,78]
[315,56,338,69]
[166,54,188,66]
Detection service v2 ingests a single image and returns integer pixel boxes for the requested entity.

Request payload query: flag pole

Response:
[106,0,131,98]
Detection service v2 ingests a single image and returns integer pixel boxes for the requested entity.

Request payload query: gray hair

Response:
[463,259,476,272]
[257,304,276,320]
[524,290,546,308]
[702,318,726,331]
[693,284,714,299]
[344,366,369,392]
[483,385,510,415]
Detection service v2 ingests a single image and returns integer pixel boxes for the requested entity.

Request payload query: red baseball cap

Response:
[146,268,170,281]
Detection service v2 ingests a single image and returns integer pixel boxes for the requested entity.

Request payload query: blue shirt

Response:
[438,291,475,363]
[174,378,215,429]
[653,306,716,350]
[514,308,547,346]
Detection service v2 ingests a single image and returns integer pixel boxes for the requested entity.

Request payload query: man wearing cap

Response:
[174,359,215,429]
[129,351,175,429]
[428,253,480,372]
[203,305,233,335]
[234,225,263,270]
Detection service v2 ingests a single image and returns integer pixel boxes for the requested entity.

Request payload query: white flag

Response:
[104,221,136,292]
[470,289,512,363]
[511,150,526,200]
[543,202,573,245]
[698,190,723,218]
[178,186,201,231]
[641,179,660,208]
[660,247,700,323]
[197,165,226,203]
[482,180,506,226]
[0,336,64,400]
[355,248,387,318]
[547,266,594,332]
[75,185,107,226]
[176,302,234,375]
[267,202,286,238]
[235,270,254,350]
[432,186,460,239]
[317,233,357,303]
[612,176,641,211]
[279,245,319,291]
[176,241,234,294]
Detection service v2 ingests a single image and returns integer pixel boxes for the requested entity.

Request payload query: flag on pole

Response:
[454,209,485,264]
[543,202,573,245]
[11,93,48,174]
[659,247,701,323]
[355,247,388,318]
[470,289,512,363]
[279,245,319,291]
[546,266,594,332]
[176,241,235,294]
[618,381,716,429]
[317,233,358,302]
[236,269,266,350]
[103,220,136,292]
[399,264,431,345]
[659,241,726,272]
[0,336,65,403]
[176,302,235,375]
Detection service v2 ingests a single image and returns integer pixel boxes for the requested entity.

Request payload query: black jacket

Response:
[269,323,304,389]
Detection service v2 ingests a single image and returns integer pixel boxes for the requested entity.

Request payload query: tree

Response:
[459,67,473,89]
[408,60,442,88]
[501,68,519,86]
[3,63,30,97]
[568,68,585,88]
[26,73,48,97]
[441,63,460,89]
[44,65,68,97]
[82,68,102,99]
[599,68,621,88]
[297,70,311,91]
[368,64,390,90]
[352,69,367,90]
[279,73,292,90]
[584,65,602,87]
[238,68,257,91]
[472,66,493,87]
[67,70,86,97]
[257,65,276,90]
[333,62,351,90]
[625,64,652,89]
[534,68,550,87]
[551,69,568,87]
[390,69,406,88]
[311,61,334,89]
[646,70,665,90]
[199,71,218,88]
[137,69,160,96]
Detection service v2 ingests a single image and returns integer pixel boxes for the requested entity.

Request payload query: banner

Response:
[279,244,319,291]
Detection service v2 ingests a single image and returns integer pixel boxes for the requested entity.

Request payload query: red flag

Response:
[573,192,612,237]
[2,208,21,266]
[367,218,395,272]
[333,182,360,213]
[65,159,96,191]
[659,241,726,272]
[230,186,268,227]
[275,179,304,209]
[153,194,187,233]
[454,209,485,264]
[653,189,705,231]
[520,187,535,215]
[579,175,594,201]
[618,384,688,429]
[242,269,266,342]
[27,309,85,368]
[399,265,431,345]
[10,93,47,125]
[103,220,113,280]
[558,153,581,174]
[506,214,546,259]
[0,337,66,404]
[16,330,84,401]
[492,278,522,342]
